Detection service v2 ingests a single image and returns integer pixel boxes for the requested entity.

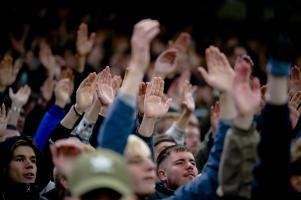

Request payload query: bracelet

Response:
[11,105,22,113]
[73,105,83,116]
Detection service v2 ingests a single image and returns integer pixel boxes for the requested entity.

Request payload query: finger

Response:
[9,87,14,98]
[251,77,261,91]
[197,67,211,85]
[0,103,5,117]
[145,82,152,96]
[89,32,96,44]
[159,78,164,97]
[163,98,172,111]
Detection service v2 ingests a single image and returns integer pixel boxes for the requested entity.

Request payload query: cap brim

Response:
[72,177,132,198]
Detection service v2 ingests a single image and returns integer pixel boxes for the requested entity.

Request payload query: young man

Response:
[149,145,198,199]
[0,136,50,200]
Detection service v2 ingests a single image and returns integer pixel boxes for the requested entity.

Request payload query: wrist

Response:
[73,104,83,116]
[10,103,22,113]
[233,114,253,130]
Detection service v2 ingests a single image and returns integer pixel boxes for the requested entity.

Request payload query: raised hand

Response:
[130,19,160,70]
[75,72,97,113]
[9,85,31,108]
[289,65,301,93]
[0,104,10,133]
[40,75,55,102]
[167,69,191,108]
[233,62,261,116]
[39,43,60,77]
[198,46,234,92]
[153,48,178,79]
[288,91,301,128]
[0,55,21,88]
[144,77,172,118]
[112,75,122,93]
[168,32,191,72]
[50,138,84,176]
[181,81,195,112]
[54,78,72,108]
[96,66,114,106]
[76,23,96,56]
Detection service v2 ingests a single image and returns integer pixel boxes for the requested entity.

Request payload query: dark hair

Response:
[156,144,191,168]
[154,134,176,147]
[81,188,121,200]
[9,138,37,162]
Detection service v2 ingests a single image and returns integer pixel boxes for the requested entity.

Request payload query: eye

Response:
[190,161,196,166]
[175,161,184,165]
[31,158,36,164]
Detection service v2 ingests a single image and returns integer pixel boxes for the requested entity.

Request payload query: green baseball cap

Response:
[68,148,133,198]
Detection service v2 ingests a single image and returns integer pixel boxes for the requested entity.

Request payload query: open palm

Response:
[198,46,234,92]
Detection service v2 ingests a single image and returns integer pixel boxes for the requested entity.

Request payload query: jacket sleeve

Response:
[34,104,65,150]
[165,122,186,145]
[97,93,136,155]
[217,123,259,199]
[165,120,230,200]
[252,103,292,199]
[70,116,95,144]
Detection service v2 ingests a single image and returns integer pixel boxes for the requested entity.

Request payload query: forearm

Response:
[120,64,145,98]
[76,55,86,73]
[97,93,136,155]
[175,108,191,130]
[85,100,102,123]
[219,92,237,121]
[70,116,95,144]
[60,105,82,129]
[138,116,157,137]
[34,104,65,150]
[165,122,186,145]
[218,124,259,199]
[7,104,22,126]
[265,75,288,105]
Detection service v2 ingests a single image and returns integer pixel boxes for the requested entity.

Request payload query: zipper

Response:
[27,184,30,193]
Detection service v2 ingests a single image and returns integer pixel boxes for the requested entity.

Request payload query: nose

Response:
[24,159,34,169]
[144,158,155,171]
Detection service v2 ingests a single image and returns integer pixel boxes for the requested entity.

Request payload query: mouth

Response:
[143,176,155,182]
[184,173,196,178]
[23,173,35,180]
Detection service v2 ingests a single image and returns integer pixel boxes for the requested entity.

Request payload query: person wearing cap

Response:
[68,148,133,200]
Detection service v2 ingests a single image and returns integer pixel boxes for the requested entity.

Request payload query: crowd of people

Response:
[0,7,300,200]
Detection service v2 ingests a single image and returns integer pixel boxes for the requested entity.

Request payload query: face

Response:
[8,146,37,183]
[125,148,156,196]
[185,126,201,156]
[159,151,198,190]
[155,141,176,160]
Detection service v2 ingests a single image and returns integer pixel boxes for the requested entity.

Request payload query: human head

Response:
[68,148,133,200]
[153,134,176,160]
[124,135,156,197]
[0,136,38,184]
[184,125,201,156]
[156,145,198,190]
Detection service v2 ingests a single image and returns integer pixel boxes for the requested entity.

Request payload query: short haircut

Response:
[156,144,191,168]
[153,134,176,147]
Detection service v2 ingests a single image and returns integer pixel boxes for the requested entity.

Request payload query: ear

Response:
[157,168,167,182]
[290,175,301,192]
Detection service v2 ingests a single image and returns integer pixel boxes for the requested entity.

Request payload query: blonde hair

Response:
[125,135,151,157]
